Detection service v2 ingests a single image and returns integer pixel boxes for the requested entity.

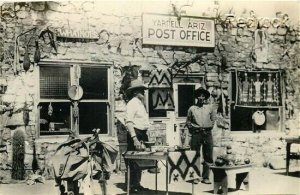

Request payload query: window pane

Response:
[178,85,196,117]
[39,102,71,135]
[40,66,70,99]
[79,102,108,134]
[80,67,108,99]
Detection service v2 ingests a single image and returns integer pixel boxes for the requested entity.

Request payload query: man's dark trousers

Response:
[190,129,213,180]
[125,129,148,188]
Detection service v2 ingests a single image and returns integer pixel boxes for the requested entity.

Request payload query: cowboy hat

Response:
[194,87,210,99]
[126,79,148,92]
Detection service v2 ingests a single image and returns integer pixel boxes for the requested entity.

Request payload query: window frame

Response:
[36,60,114,138]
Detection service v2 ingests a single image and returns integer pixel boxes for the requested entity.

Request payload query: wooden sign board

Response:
[142,13,215,48]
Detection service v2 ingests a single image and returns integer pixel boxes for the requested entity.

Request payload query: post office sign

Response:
[142,13,215,48]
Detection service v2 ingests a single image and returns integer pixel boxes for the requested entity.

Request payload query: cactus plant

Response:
[11,129,26,180]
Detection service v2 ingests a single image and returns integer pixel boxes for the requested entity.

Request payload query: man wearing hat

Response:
[186,87,217,184]
[125,79,150,193]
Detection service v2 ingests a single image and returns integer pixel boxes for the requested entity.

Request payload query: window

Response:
[79,66,109,134]
[230,70,283,131]
[175,83,200,118]
[39,66,71,136]
[38,62,113,136]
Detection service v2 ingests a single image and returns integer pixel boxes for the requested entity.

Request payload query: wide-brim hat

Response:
[194,87,210,99]
[126,79,148,92]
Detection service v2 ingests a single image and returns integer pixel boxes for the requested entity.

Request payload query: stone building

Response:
[0,1,299,181]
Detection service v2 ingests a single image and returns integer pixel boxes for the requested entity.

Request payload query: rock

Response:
[31,2,46,11]
[277,27,287,35]
[268,156,285,170]
[268,27,278,35]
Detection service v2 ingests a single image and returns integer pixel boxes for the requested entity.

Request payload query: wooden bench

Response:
[210,164,252,195]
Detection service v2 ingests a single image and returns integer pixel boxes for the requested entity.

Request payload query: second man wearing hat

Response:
[185,87,217,184]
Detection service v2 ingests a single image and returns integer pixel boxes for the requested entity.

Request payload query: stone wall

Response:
[0,1,299,180]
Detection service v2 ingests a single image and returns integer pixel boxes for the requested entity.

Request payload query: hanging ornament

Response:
[73,101,79,118]
[48,102,53,116]
[68,85,83,100]
[23,110,29,126]
[266,73,273,103]
[252,110,265,126]
[74,64,81,85]
[23,46,31,72]
[34,40,41,63]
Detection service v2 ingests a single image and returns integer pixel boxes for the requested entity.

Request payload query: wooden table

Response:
[285,137,300,175]
[210,164,252,195]
[124,151,167,195]
[123,151,200,195]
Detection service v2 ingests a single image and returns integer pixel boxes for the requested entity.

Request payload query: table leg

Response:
[166,161,168,195]
[212,169,227,194]
[236,172,249,191]
[213,176,228,195]
[127,162,130,195]
[222,179,228,195]
[192,182,194,195]
[155,160,158,193]
[286,143,291,175]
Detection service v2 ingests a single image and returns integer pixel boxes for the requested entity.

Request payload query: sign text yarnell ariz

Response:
[148,19,210,41]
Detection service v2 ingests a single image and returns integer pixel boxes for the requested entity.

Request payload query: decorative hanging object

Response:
[73,101,79,118]
[263,78,267,102]
[252,110,266,126]
[39,27,57,54]
[235,70,282,107]
[149,68,172,88]
[23,109,29,126]
[48,102,53,116]
[249,78,254,103]
[33,40,41,63]
[254,73,263,102]
[266,73,273,103]
[72,101,80,135]
[151,89,175,110]
[254,28,268,63]
[149,68,174,111]
[274,73,280,105]
[241,73,249,103]
[74,64,81,85]
[0,76,8,94]
[68,85,83,101]
[23,45,31,72]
